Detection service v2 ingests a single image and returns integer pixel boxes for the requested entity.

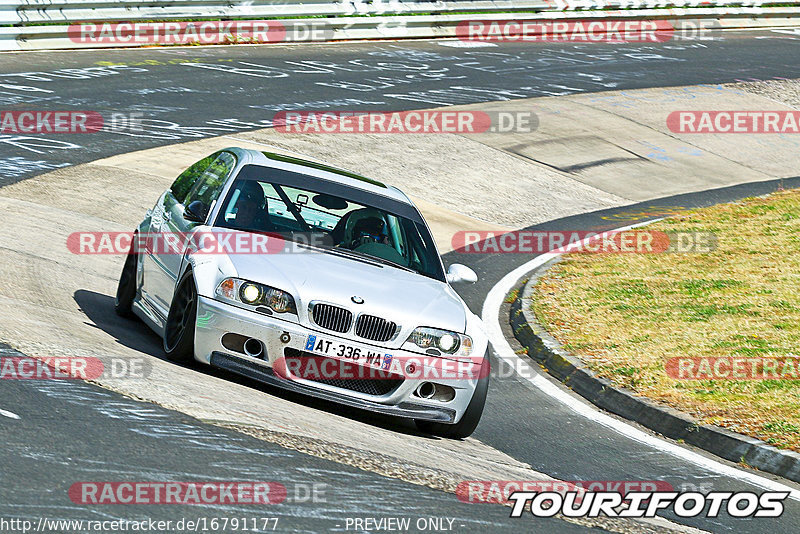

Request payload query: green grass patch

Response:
[529,188,800,452]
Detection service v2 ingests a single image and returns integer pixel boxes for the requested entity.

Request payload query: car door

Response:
[141,151,231,317]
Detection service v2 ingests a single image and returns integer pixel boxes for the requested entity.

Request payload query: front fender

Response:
[183,249,238,299]
[465,311,489,362]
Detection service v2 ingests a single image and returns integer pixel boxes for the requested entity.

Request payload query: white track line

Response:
[0,408,20,419]
[481,223,800,501]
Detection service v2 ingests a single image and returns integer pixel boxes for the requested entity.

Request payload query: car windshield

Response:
[213,167,445,281]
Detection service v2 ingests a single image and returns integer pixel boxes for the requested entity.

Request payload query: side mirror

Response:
[184,200,208,224]
[446,263,478,284]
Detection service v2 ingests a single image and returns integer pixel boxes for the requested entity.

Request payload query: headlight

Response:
[215,278,297,315]
[241,283,260,304]
[404,327,472,357]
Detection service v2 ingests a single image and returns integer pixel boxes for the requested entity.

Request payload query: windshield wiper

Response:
[328,247,416,273]
[292,240,417,273]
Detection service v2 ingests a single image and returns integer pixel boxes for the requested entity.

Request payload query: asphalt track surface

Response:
[0,344,532,534]
[3,33,800,533]
[2,33,800,184]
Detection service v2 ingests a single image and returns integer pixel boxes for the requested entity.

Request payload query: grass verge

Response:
[530,187,800,451]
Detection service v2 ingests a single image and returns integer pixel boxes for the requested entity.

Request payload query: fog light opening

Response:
[415,382,456,402]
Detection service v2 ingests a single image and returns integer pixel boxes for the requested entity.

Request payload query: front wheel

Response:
[415,360,489,439]
[163,271,197,363]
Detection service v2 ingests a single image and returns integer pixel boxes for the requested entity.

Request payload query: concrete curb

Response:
[509,256,800,484]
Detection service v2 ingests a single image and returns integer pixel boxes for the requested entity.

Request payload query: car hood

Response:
[228,245,467,339]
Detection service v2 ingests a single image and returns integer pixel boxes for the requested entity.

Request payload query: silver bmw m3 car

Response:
[115,147,489,438]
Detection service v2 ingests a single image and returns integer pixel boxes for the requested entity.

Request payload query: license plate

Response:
[304,334,393,370]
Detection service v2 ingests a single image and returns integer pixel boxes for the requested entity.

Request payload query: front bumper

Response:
[194,296,482,423]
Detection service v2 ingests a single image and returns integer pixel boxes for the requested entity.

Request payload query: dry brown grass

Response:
[530,188,800,451]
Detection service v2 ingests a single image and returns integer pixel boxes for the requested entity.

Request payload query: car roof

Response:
[227,147,414,206]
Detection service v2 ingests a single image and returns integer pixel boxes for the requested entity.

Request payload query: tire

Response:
[415,359,489,439]
[114,246,138,318]
[163,270,197,363]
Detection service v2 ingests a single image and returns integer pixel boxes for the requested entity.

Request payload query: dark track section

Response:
[2,32,800,184]
[0,344,569,533]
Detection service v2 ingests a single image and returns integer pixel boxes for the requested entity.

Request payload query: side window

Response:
[184,151,236,212]
[170,152,220,203]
